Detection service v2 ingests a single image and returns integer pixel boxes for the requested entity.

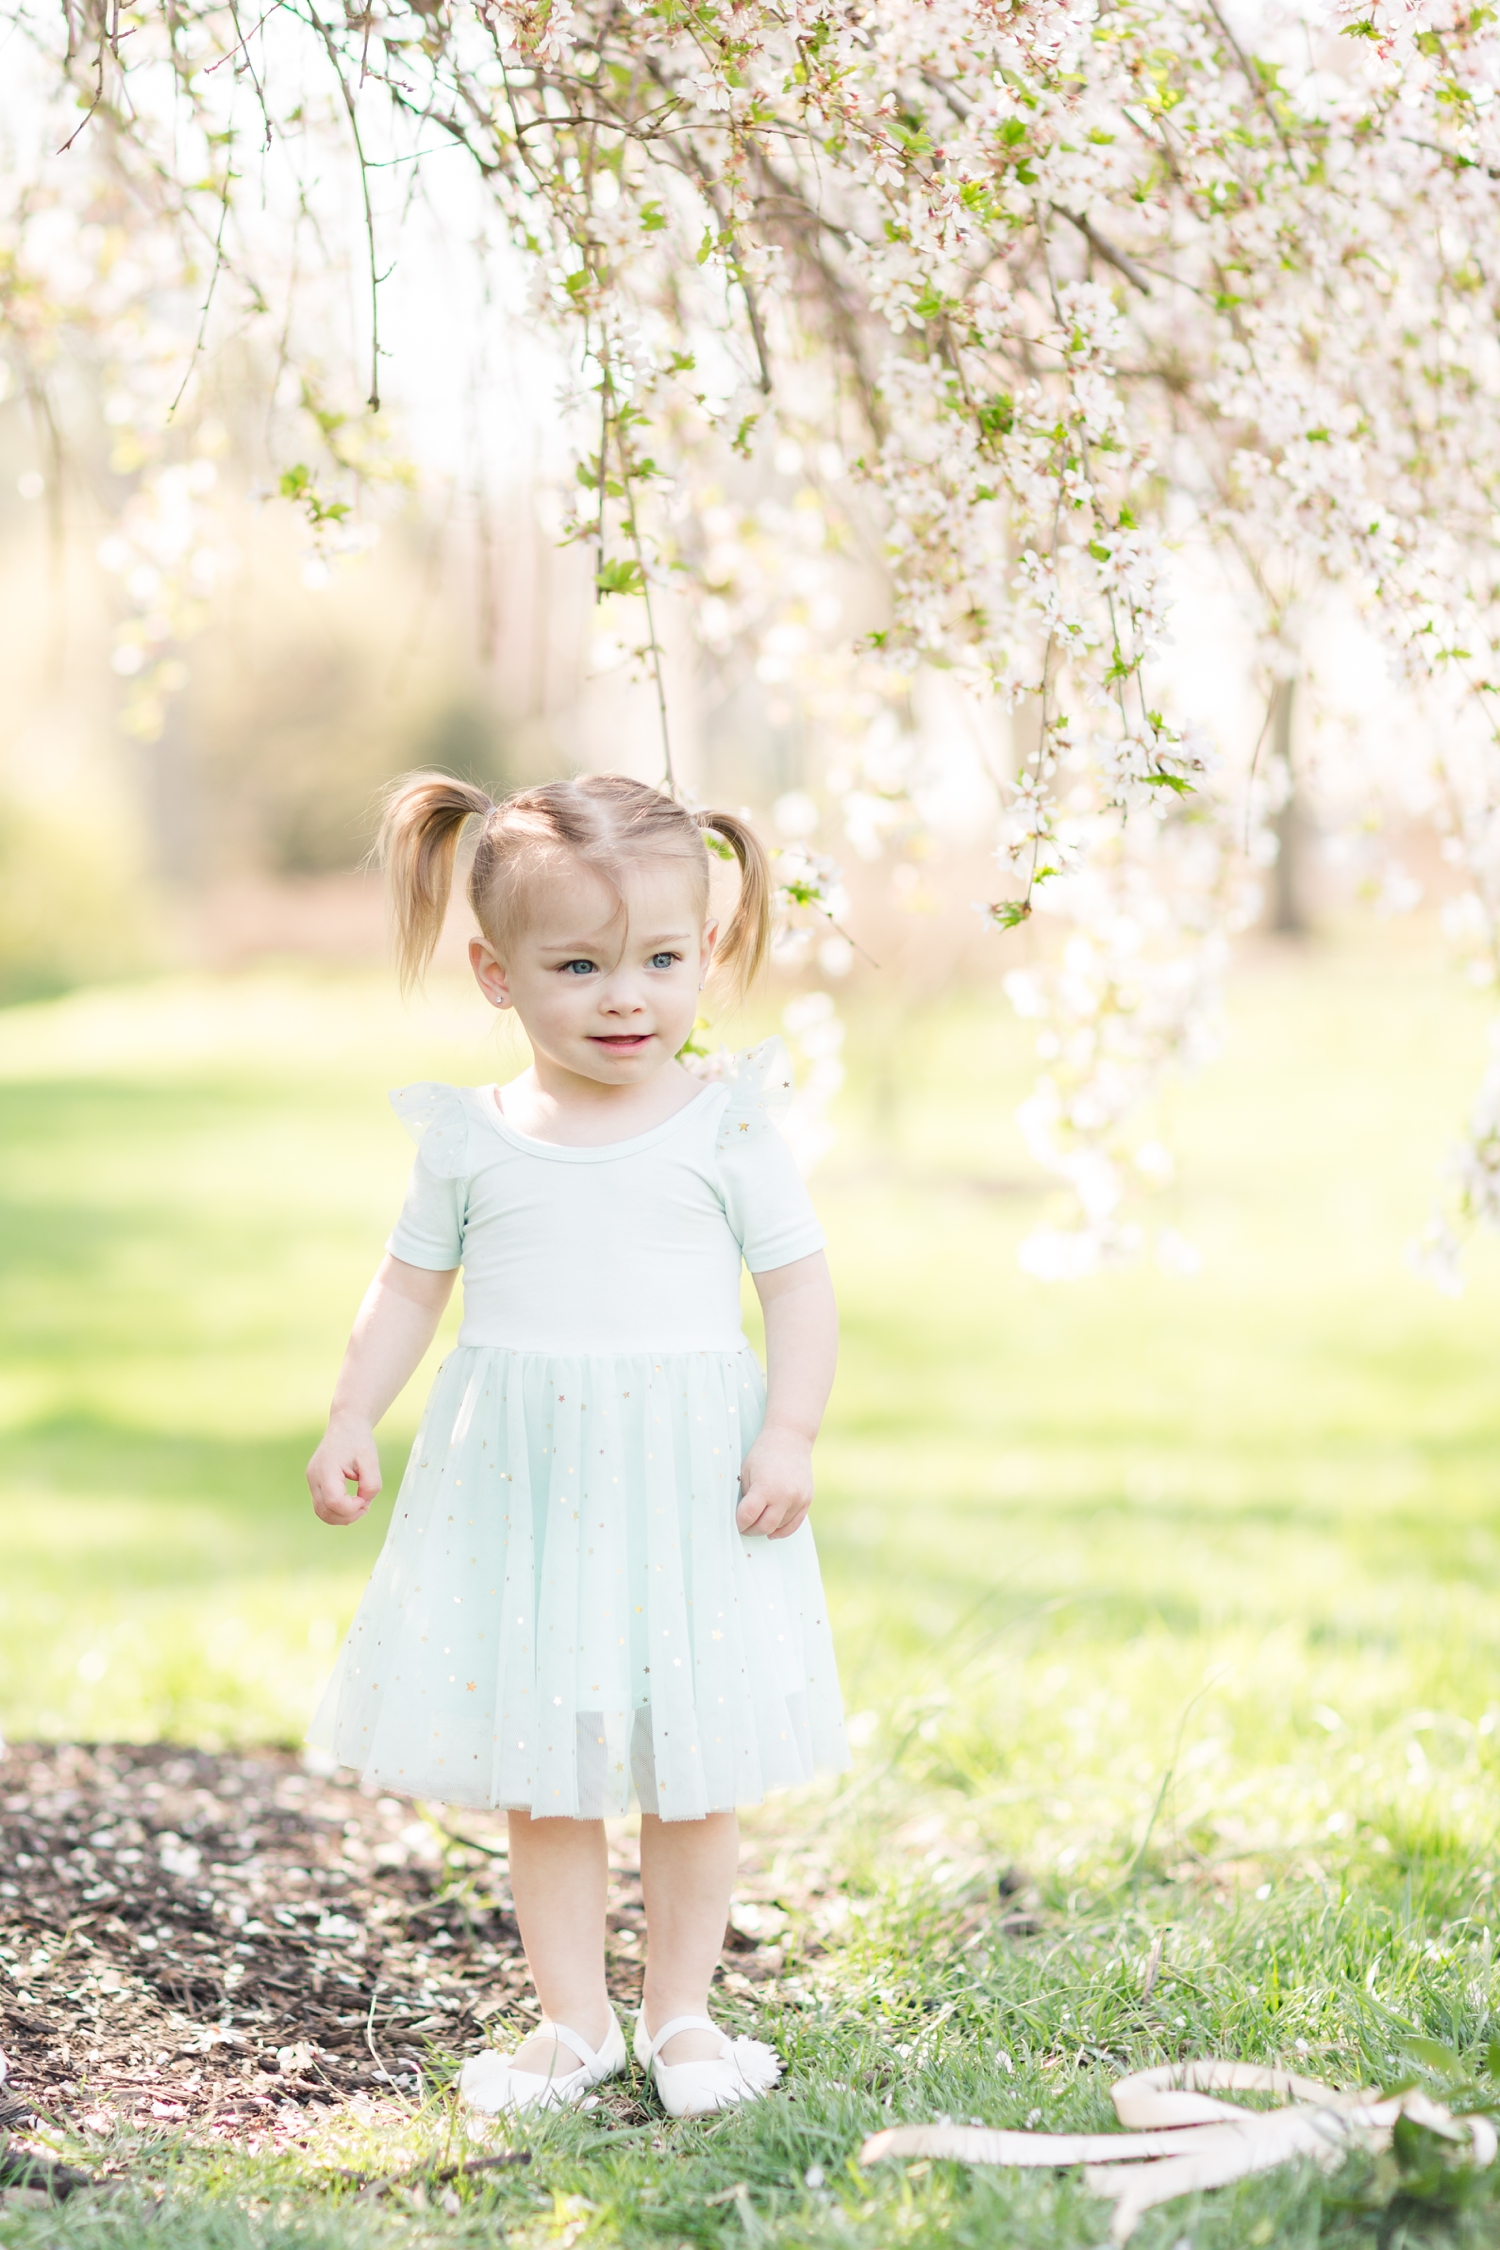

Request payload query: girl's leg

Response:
[639,1809,740,2063]
[506,1810,612,2071]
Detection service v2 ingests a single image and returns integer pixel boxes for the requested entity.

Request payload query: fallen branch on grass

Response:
[860,2059,1497,2242]
[324,2148,532,2196]
[0,2139,107,2202]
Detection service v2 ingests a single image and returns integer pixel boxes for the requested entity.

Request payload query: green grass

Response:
[9,932,1500,2246]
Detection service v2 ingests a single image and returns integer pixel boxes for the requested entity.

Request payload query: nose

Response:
[599,974,645,1016]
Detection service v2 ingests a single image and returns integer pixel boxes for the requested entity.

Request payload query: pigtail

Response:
[695,809,772,999]
[379,771,494,992]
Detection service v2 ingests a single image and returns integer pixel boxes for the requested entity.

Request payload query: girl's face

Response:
[470,858,715,1087]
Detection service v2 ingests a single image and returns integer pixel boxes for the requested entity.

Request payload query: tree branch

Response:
[1052,205,1154,296]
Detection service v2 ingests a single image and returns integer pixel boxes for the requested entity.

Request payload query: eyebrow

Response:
[536,929,695,954]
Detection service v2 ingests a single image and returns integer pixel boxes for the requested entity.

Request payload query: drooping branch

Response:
[15,0,1500,1271]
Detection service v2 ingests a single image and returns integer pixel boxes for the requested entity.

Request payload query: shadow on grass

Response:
[0,1413,383,1585]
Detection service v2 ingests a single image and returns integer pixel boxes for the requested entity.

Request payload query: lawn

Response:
[6,928,1500,2248]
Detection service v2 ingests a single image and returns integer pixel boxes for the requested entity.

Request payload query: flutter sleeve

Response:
[385,1083,471,1270]
[714,1038,827,1272]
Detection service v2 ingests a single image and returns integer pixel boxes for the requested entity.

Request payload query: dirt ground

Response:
[0,1741,793,2147]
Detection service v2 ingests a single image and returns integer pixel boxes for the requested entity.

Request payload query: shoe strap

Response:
[647,2013,727,2062]
[541,2016,612,2073]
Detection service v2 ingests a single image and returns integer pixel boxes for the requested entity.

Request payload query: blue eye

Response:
[648,951,680,970]
[560,959,597,976]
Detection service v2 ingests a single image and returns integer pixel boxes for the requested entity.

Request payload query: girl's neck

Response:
[495,1052,705,1148]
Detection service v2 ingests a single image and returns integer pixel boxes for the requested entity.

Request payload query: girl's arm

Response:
[736,1249,838,1541]
[306,1254,458,1526]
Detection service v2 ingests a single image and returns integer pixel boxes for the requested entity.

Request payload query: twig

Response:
[326,2148,531,2194]
[1052,205,1154,296]
[205,3,278,76]
[1242,681,1279,852]
[627,501,677,799]
[1399,132,1499,180]
[313,8,383,409]
[362,1979,413,2105]
[595,351,678,796]
[169,139,236,417]
[1200,0,1299,172]
[676,130,773,396]
[595,371,609,599]
[0,2143,102,2202]
[57,10,107,153]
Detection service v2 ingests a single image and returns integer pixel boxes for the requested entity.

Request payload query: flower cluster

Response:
[16,0,1500,1267]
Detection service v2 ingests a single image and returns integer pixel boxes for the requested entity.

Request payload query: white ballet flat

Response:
[457,2012,626,2115]
[633,2010,781,2120]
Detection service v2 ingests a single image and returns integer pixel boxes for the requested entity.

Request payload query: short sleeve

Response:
[385,1084,469,1271]
[715,1040,826,1273]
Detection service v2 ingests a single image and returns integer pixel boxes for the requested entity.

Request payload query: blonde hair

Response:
[378,771,773,1001]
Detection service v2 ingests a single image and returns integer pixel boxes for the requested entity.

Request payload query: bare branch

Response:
[1052,205,1154,297]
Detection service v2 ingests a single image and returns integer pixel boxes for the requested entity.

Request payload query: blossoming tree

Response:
[7,0,1500,1274]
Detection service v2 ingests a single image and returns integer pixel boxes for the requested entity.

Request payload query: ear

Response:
[469,934,513,1010]
[699,917,719,989]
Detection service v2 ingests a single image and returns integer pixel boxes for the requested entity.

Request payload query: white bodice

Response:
[385,1040,824,1357]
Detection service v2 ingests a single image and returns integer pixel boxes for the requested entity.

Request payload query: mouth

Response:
[589,1033,654,1053]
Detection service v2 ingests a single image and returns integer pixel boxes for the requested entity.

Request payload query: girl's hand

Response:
[736,1424,814,1540]
[306,1258,456,1527]
[307,1418,382,1526]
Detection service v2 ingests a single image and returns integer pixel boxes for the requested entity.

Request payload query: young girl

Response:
[305,773,848,2120]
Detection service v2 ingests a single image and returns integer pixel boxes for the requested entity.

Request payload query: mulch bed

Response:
[0,1742,793,2148]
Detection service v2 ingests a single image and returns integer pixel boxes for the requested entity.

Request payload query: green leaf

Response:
[277,463,349,527]
[978,392,1015,439]
[731,413,759,458]
[1405,2035,1471,2082]
[595,558,646,597]
[639,200,667,232]
[1144,772,1193,794]
[1087,540,1112,563]
[989,899,1032,929]
[1341,18,1379,34]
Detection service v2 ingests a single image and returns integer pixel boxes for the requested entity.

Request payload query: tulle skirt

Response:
[309,1344,849,1819]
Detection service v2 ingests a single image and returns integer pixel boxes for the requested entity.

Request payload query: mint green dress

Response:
[309,1041,849,1819]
